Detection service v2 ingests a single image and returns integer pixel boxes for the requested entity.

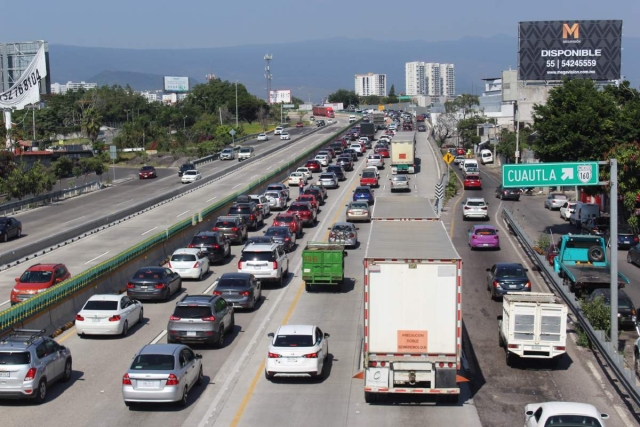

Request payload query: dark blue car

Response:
[609,225,639,250]
[353,186,374,205]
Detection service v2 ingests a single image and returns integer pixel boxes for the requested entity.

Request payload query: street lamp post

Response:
[183,116,187,130]
[235,81,239,128]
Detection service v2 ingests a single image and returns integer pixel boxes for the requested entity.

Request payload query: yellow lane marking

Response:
[56,327,76,344]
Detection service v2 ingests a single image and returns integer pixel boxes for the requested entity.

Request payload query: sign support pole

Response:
[609,158,618,347]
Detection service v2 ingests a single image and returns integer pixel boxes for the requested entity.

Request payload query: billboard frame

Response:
[163,76,190,93]
[269,89,292,105]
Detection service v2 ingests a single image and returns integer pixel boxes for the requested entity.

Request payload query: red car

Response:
[305,159,322,173]
[324,148,336,158]
[272,213,303,238]
[546,243,559,266]
[456,148,466,155]
[375,147,390,158]
[338,138,349,148]
[287,202,315,226]
[11,263,71,305]
[296,122,303,128]
[360,170,379,187]
[139,165,157,179]
[296,194,319,211]
[464,177,482,190]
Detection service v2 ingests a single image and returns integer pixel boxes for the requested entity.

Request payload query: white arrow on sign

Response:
[561,168,574,181]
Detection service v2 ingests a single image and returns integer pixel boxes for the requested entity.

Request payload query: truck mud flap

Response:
[435,368,457,389]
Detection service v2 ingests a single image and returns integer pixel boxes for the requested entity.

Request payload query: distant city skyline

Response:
[1,1,635,49]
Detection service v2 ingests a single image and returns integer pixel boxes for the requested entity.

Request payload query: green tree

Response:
[532,79,619,162]
[26,161,55,198]
[215,125,234,145]
[327,89,359,107]
[363,95,382,105]
[51,157,74,191]
[384,84,399,104]
[1,161,31,200]
[602,141,640,229]
[82,107,103,145]
[496,127,533,163]
[450,94,480,120]
[457,116,488,149]
[388,84,396,97]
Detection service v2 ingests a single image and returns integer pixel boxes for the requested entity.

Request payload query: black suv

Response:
[227,202,264,231]
[167,295,235,348]
[178,163,196,177]
[189,231,231,263]
[327,165,346,181]
[213,216,248,244]
[316,120,326,127]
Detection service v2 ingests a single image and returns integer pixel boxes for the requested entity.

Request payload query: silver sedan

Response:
[328,222,359,248]
[345,201,371,222]
[122,344,203,408]
[318,172,339,189]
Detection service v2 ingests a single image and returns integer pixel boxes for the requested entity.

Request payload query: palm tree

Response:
[82,107,102,144]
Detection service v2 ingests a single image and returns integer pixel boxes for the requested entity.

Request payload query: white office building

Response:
[405,62,455,97]
[51,81,97,94]
[354,73,387,97]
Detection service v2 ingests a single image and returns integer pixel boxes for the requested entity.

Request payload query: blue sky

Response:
[1,0,636,48]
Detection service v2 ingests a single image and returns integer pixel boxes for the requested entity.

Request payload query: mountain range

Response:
[48,35,640,101]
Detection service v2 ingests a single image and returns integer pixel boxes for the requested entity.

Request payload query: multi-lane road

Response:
[2,121,638,426]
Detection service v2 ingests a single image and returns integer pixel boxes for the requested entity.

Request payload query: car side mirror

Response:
[524,269,529,272]
[195,354,203,359]
[601,414,609,420]
[15,277,19,282]
[267,332,275,338]
[56,278,63,283]
[485,268,491,272]
[525,410,534,417]
[324,333,330,339]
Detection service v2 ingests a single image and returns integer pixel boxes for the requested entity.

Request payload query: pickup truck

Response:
[553,234,629,295]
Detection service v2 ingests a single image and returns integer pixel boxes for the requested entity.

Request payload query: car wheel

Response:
[177,279,182,292]
[215,327,225,349]
[62,359,72,382]
[278,274,284,288]
[165,289,171,302]
[196,366,204,386]
[178,386,188,407]
[17,229,21,238]
[138,308,144,324]
[265,371,274,381]
[230,313,235,330]
[34,379,47,404]
[2,233,7,242]
[198,269,204,281]
[305,282,312,292]
[627,253,632,264]
[122,321,129,337]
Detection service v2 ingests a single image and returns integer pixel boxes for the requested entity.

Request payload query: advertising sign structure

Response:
[163,76,190,93]
[518,20,622,81]
[324,102,344,111]
[269,89,292,105]
[0,45,48,110]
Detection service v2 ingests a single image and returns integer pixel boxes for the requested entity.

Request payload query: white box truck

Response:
[498,292,567,366]
[390,131,416,174]
[362,197,462,403]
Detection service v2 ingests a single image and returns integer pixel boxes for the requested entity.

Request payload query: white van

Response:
[569,202,600,227]
[480,149,493,164]
[462,159,478,172]
[349,115,356,123]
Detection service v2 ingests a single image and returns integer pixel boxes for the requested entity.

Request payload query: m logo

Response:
[563,23,579,39]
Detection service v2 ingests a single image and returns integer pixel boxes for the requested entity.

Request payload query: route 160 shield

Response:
[577,165,593,184]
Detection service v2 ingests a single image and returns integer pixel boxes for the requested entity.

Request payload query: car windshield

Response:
[247,237,273,245]
[332,224,353,232]
[619,226,635,234]
[363,171,376,178]
[265,192,281,199]
[83,300,118,311]
[171,254,197,262]
[351,203,368,209]
[320,174,334,179]
[130,354,175,371]
[552,194,568,200]
[265,228,289,237]
[275,216,294,223]
[241,251,275,262]
[355,189,370,195]
[215,220,237,228]
[393,176,407,181]
[218,278,249,288]
[0,351,31,365]
[543,415,602,427]
[496,266,527,277]
[0,218,11,225]
[141,166,154,171]
[267,185,283,191]
[181,164,194,170]
[134,270,164,279]
[240,149,251,153]
[288,204,308,211]
[222,149,233,153]
[466,201,485,207]
[475,228,497,236]
[19,270,52,283]
[191,236,216,244]
[185,171,197,176]
[273,334,314,347]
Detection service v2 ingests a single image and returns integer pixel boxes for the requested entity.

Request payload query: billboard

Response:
[518,20,622,81]
[269,89,292,104]
[324,102,344,111]
[164,76,190,92]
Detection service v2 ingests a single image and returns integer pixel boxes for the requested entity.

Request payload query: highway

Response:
[0,125,314,267]
[0,123,338,309]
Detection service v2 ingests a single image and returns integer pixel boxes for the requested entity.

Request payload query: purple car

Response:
[468,225,500,250]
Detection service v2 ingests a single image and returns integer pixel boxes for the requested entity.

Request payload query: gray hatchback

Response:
[0,329,72,403]
[167,295,235,348]
[213,273,262,310]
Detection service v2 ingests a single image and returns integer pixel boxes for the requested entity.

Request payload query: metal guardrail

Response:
[502,207,640,407]
[0,181,102,215]
[0,120,357,331]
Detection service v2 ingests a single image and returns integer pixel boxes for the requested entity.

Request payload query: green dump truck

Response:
[302,242,345,292]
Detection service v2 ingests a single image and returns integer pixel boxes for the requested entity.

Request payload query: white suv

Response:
[462,198,489,221]
[238,147,254,161]
[238,243,289,287]
[274,126,283,135]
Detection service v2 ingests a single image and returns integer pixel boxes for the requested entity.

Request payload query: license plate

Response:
[139,380,159,388]
[141,286,148,289]
[0,372,9,378]
[233,304,243,308]
[530,345,545,350]
[509,284,517,289]
[92,318,100,323]
[187,331,196,337]
[482,244,489,247]
[285,358,299,364]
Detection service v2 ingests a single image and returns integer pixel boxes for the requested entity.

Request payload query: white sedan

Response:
[525,401,609,426]
[76,294,143,337]
[280,132,291,140]
[315,154,329,167]
[288,172,307,186]
[181,170,202,183]
[168,248,210,280]
[265,324,329,380]
[296,167,313,180]
[257,133,269,141]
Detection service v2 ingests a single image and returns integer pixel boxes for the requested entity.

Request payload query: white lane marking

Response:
[84,251,109,265]
[266,165,274,170]
[150,330,167,344]
[206,196,218,202]
[176,210,190,217]
[250,174,258,179]
[204,280,218,294]
[141,227,158,236]
[116,199,133,206]
[0,300,9,307]
[62,215,85,225]
[232,183,242,189]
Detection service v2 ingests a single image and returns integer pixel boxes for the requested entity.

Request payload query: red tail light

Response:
[285,237,290,242]
[554,346,566,351]
[268,352,281,358]
[213,227,220,231]
[272,261,278,270]
[165,374,179,386]
[126,283,135,289]
[257,204,263,209]
[525,281,531,289]
[303,352,319,358]
[239,291,250,296]
[232,227,239,231]
[238,260,242,270]
[369,361,386,367]
[250,215,255,221]
[464,206,470,210]
[22,366,39,383]
[109,315,121,322]
[635,237,639,243]
[213,291,222,296]
[493,281,500,288]
[213,244,220,249]
[193,261,201,268]
[329,233,335,238]
[494,236,499,240]
[349,234,355,238]
[472,236,477,239]
[201,316,216,321]
[188,244,195,248]
[154,284,166,289]
[481,207,487,210]
[75,314,84,321]
[169,315,181,320]
[122,373,131,385]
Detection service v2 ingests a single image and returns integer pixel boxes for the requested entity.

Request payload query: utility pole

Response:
[235,81,239,128]
[514,100,520,164]
[183,115,187,130]
[264,54,273,103]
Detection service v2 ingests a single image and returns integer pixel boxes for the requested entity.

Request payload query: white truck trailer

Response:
[498,292,567,366]
[390,131,416,174]
[363,197,461,403]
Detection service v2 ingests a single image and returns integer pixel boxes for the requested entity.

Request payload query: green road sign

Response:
[502,162,599,188]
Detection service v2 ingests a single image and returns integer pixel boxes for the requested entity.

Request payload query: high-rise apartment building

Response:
[405,62,455,97]
[355,73,387,97]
